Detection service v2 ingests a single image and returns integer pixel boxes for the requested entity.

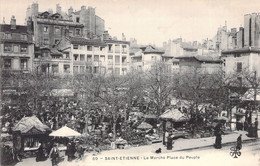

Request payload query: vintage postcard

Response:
[0,0,259,166]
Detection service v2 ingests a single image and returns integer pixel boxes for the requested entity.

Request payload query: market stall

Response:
[12,116,51,156]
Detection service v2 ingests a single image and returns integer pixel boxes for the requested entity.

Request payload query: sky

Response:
[0,0,260,46]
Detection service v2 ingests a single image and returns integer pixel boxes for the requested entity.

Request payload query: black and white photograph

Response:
[0,0,259,166]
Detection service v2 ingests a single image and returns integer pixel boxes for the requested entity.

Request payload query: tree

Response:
[142,62,178,115]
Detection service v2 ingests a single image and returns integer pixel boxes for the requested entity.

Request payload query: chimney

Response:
[68,7,73,15]
[48,9,53,14]
[31,2,39,17]
[81,6,86,10]
[10,16,16,29]
[122,33,126,41]
[56,4,61,13]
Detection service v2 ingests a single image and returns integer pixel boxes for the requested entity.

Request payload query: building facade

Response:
[221,47,260,77]
[176,55,222,74]
[0,16,34,103]
[130,45,172,72]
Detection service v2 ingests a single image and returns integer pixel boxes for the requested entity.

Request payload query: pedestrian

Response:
[214,132,222,149]
[254,118,258,138]
[167,133,173,150]
[49,143,60,166]
[236,134,242,150]
[66,141,73,161]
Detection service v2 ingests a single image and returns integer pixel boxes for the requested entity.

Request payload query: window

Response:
[115,45,120,53]
[74,54,79,61]
[55,27,60,34]
[94,46,99,51]
[69,30,73,36]
[64,52,70,59]
[73,45,79,49]
[108,55,113,64]
[3,59,12,69]
[75,29,81,35]
[237,62,242,72]
[108,44,113,52]
[73,66,79,74]
[100,55,105,62]
[20,59,28,70]
[80,66,85,73]
[20,45,27,53]
[80,54,85,61]
[122,45,127,53]
[21,34,27,40]
[4,43,12,52]
[122,68,127,75]
[76,17,80,23]
[87,54,92,62]
[115,56,120,64]
[43,39,49,45]
[100,47,105,51]
[87,46,92,51]
[234,53,241,58]
[5,33,11,39]
[237,77,242,86]
[94,55,99,62]
[122,56,127,64]
[54,39,60,45]
[13,45,19,53]
[64,64,70,73]
[43,26,48,32]
[52,64,59,73]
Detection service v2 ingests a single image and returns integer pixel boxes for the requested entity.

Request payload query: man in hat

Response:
[49,143,60,166]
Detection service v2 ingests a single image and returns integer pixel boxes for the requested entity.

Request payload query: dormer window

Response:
[76,17,80,23]
[43,26,49,33]
[75,28,81,36]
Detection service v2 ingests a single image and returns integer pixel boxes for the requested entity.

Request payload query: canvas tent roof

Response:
[241,89,260,101]
[50,89,74,97]
[12,116,50,134]
[160,109,189,122]
[49,126,81,137]
[137,122,153,129]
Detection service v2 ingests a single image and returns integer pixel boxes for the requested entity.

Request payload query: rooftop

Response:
[222,47,260,54]
[70,37,107,46]
[0,24,27,34]
[176,54,222,63]
[141,45,165,54]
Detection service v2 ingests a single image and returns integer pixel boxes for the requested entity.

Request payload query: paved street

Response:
[16,134,260,166]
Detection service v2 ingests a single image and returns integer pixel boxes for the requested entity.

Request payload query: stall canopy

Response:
[144,114,157,119]
[50,89,74,97]
[160,109,189,122]
[241,89,260,101]
[137,122,153,129]
[12,116,50,134]
[49,126,81,137]
[213,116,229,122]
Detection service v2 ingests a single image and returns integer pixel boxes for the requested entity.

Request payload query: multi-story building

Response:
[176,54,222,74]
[130,45,167,72]
[69,6,105,38]
[104,38,130,75]
[163,38,205,58]
[0,16,34,102]
[70,34,130,76]
[70,37,107,75]
[221,47,260,77]
[221,13,260,78]
[244,13,260,48]
[26,2,84,76]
